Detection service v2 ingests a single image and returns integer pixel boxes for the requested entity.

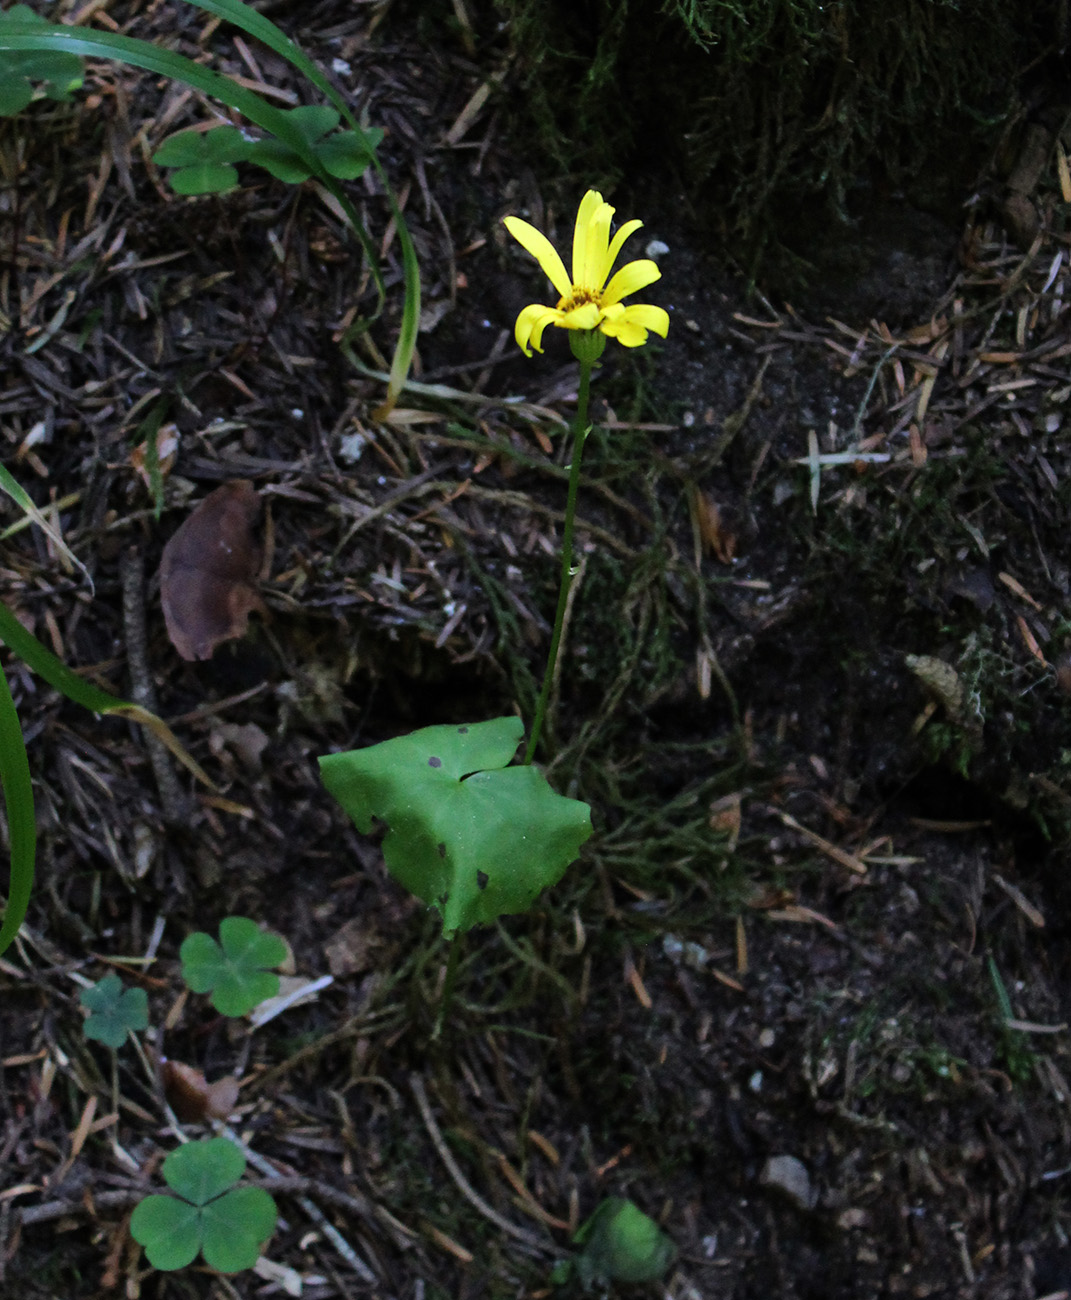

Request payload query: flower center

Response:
[558,286,600,313]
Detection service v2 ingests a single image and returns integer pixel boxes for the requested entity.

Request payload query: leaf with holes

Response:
[131,1137,277,1273]
[319,717,592,937]
[180,917,287,1016]
[0,7,82,117]
[80,973,149,1050]
[153,126,254,195]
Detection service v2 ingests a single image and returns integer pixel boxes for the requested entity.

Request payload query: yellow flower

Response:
[503,190,670,357]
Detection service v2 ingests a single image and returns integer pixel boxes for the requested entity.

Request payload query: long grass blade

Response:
[0,23,319,173]
[0,660,35,958]
[0,602,214,789]
[0,460,92,591]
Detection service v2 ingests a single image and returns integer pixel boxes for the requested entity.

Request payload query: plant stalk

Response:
[524,356,593,765]
[432,935,463,1040]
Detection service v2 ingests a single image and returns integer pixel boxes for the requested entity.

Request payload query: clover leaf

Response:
[153,126,254,195]
[0,7,84,117]
[314,125,384,179]
[130,1137,277,1273]
[563,1198,676,1289]
[80,973,149,1049]
[245,105,382,183]
[180,917,287,1017]
[319,717,592,937]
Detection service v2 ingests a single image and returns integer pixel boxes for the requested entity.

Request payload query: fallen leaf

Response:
[131,423,180,489]
[162,1059,241,1122]
[159,480,266,661]
[692,487,736,563]
[210,721,271,771]
[323,916,381,976]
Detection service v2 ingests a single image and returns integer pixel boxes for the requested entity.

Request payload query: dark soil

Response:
[4,4,1071,1300]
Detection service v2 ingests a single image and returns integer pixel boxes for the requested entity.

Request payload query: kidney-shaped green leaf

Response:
[319,717,592,935]
[131,1194,201,1271]
[163,1136,246,1205]
[201,1186,278,1272]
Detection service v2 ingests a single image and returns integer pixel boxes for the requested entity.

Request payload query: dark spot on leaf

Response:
[428,756,442,767]
[458,726,469,733]
[438,842,446,858]
[477,870,489,890]
[438,892,449,906]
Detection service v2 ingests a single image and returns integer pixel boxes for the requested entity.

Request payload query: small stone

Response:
[760,1155,816,1211]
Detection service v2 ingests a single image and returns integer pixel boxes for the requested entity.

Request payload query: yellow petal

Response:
[600,303,669,347]
[620,303,670,337]
[559,302,601,331]
[602,258,661,307]
[515,303,563,355]
[503,216,571,300]
[572,191,609,292]
[601,218,642,286]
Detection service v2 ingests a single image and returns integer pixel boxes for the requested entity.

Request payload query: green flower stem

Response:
[523,354,594,765]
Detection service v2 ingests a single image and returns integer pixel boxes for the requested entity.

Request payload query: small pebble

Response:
[760,1154,816,1211]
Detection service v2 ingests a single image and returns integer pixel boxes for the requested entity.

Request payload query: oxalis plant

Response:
[0,0,420,957]
[319,191,669,1013]
[79,917,288,1273]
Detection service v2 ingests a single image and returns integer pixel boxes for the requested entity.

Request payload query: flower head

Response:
[503,190,669,357]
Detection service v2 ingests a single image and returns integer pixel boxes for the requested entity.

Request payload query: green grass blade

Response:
[0,659,35,958]
[134,399,168,521]
[181,0,420,415]
[0,460,92,591]
[0,602,214,790]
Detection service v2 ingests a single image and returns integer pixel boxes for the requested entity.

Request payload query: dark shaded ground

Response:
[4,3,1071,1298]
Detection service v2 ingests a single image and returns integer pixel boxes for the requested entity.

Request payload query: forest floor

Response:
[4,2,1071,1299]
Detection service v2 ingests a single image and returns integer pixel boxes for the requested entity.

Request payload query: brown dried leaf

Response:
[323,916,382,976]
[693,488,736,563]
[131,423,180,489]
[162,1059,240,1122]
[159,480,266,661]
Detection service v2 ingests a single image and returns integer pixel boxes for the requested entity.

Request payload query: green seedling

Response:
[0,6,82,116]
[79,973,149,1049]
[319,717,592,936]
[242,105,384,184]
[152,124,254,195]
[180,917,288,1016]
[130,1137,277,1273]
[553,1197,676,1290]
